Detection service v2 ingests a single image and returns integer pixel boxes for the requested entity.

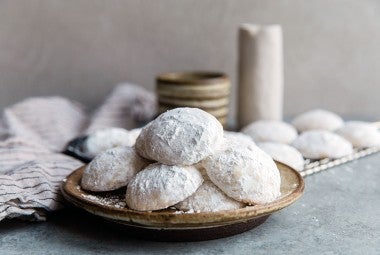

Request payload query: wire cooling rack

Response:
[299,146,380,177]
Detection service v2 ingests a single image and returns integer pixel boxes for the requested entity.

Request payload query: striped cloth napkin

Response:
[0,83,156,221]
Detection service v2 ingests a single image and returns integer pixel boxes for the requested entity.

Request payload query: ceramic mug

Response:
[156,71,231,126]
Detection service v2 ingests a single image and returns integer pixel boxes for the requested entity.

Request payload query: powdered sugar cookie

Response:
[241,120,297,144]
[224,131,255,147]
[134,123,153,160]
[257,142,304,171]
[81,146,149,192]
[202,143,281,204]
[84,128,137,157]
[336,121,380,148]
[126,163,203,211]
[175,180,245,212]
[291,109,344,132]
[292,130,353,159]
[135,108,223,165]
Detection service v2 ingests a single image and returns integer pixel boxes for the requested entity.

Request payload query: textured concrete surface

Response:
[0,1,380,120]
[1,153,379,255]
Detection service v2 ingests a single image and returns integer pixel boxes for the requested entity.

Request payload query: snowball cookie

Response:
[81,146,149,192]
[175,180,245,213]
[84,128,137,157]
[126,163,203,211]
[135,108,223,165]
[291,109,344,132]
[241,120,297,144]
[292,130,353,159]
[202,144,281,204]
[134,123,153,160]
[257,142,305,171]
[336,121,380,148]
[224,131,255,147]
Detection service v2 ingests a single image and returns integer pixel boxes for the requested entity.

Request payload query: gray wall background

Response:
[0,0,379,120]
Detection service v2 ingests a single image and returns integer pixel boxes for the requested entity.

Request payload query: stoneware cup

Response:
[156,71,231,126]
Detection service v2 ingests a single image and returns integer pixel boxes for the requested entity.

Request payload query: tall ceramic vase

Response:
[238,24,284,129]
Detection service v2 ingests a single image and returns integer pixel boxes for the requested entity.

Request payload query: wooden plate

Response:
[61,162,304,241]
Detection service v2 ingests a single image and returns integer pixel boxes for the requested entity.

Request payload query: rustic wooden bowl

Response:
[61,162,304,241]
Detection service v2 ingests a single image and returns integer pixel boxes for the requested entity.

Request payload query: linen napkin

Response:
[0,83,156,221]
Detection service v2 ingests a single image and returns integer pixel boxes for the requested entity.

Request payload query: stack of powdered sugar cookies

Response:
[241,109,380,172]
[80,107,282,213]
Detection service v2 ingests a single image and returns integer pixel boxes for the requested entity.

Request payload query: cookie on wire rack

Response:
[336,121,380,148]
[257,142,304,171]
[291,109,344,132]
[241,120,297,144]
[292,130,353,160]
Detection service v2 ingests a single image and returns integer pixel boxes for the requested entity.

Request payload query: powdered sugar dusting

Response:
[337,121,380,148]
[242,120,297,144]
[80,193,127,208]
[291,109,344,132]
[258,142,305,171]
[126,163,204,211]
[202,141,281,204]
[175,180,245,212]
[292,130,353,159]
[81,146,149,192]
[84,128,138,157]
[223,131,256,147]
[135,108,223,165]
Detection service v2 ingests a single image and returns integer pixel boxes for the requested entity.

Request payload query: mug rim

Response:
[157,71,229,85]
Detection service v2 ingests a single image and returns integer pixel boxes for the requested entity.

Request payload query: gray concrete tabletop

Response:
[1,153,379,255]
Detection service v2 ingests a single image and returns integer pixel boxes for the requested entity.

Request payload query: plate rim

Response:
[61,162,304,229]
